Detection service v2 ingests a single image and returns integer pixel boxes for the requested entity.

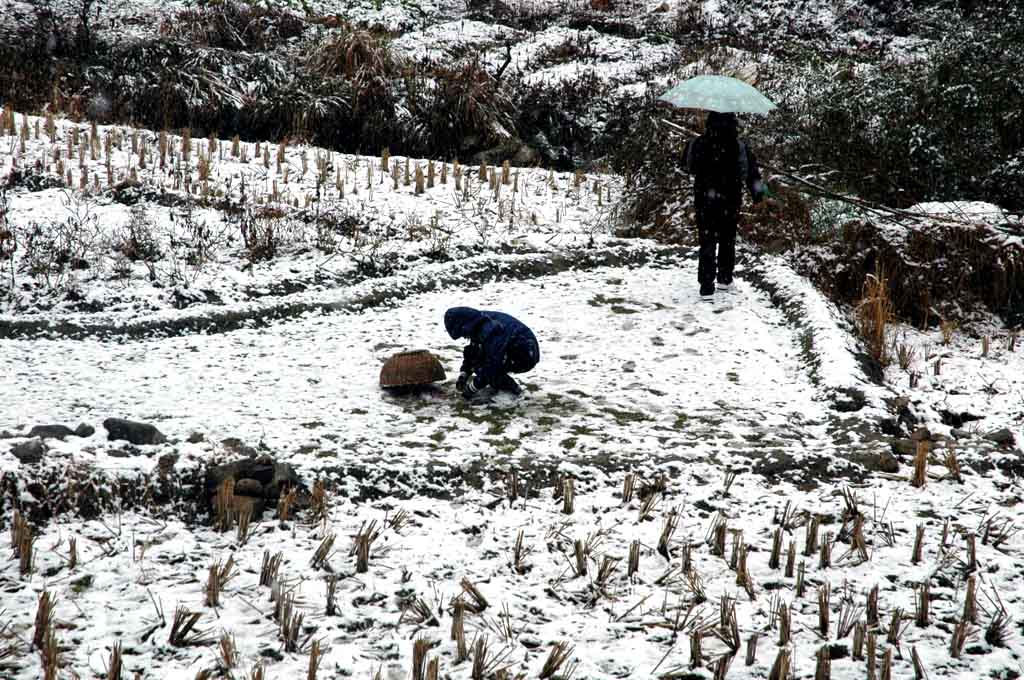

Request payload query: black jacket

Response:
[684,113,765,211]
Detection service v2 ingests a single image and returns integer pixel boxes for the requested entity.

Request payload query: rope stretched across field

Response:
[656,117,1024,229]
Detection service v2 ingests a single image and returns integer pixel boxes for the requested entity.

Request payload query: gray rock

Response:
[235,478,264,497]
[28,424,75,440]
[951,428,972,439]
[0,430,16,439]
[103,418,167,445]
[158,452,179,471]
[891,439,916,457]
[11,438,46,464]
[910,427,932,442]
[75,423,96,438]
[878,450,900,473]
[206,457,301,500]
[108,445,143,458]
[221,437,258,457]
[187,431,205,444]
[985,428,1016,447]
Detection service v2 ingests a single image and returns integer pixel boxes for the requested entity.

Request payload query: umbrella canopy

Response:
[658,75,776,115]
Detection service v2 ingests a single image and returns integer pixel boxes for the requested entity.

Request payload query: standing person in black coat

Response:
[683,112,767,301]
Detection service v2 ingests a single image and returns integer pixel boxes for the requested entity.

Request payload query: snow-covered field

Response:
[1,0,1022,676]
[2,113,1024,679]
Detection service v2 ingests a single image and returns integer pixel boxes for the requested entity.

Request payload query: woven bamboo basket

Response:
[379,350,446,388]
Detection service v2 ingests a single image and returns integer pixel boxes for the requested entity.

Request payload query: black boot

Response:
[492,373,522,395]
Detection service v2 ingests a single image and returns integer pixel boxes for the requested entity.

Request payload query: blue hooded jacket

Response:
[444,307,539,386]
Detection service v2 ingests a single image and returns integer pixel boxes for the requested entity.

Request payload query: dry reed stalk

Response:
[310,478,329,522]
[512,529,532,575]
[867,631,877,679]
[572,539,587,577]
[68,536,77,570]
[311,534,336,570]
[260,551,283,587]
[452,601,468,661]
[427,160,435,189]
[982,335,990,357]
[18,522,35,576]
[817,583,831,637]
[915,582,930,627]
[729,530,743,570]
[250,663,265,680]
[966,533,977,572]
[887,608,906,645]
[856,266,893,365]
[325,575,339,616]
[214,478,235,532]
[949,618,970,658]
[708,514,727,557]
[819,531,833,569]
[440,161,448,184]
[106,640,123,679]
[804,514,821,556]
[41,626,59,680]
[944,445,963,482]
[470,636,487,680]
[681,541,693,574]
[867,585,879,627]
[169,606,211,647]
[622,473,635,503]
[796,561,807,598]
[183,128,192,162]
[33,591,56,650]
[206,562,222,608]
[426,658,439,680]
[539,640,574,679]
[736,544,754,597]
[911,440,930,488]
[778,601,791,646]
[940,319,957,345]
[626,539,640,579]
[768,648,790,680]
[236,505,252,545]
[745,634,759,666]
[411,638,430,680]
[658,509,679,559]
[880,647,893,680]
[852,622,865,660]
[769,528,783,570]
[278,487,296,521]
[912,525,925,564]
[506,468,519,504]
[302,638,322,680]
[460,578,489,613]
[1008,331,1018,352]
[276,138,287,173]
[815,645,831,680]
[785,540,796,578]
[562,478,575,515]
[933,357,942,375]
[962,575,977,623]
[415,164,425,194]
[688,630,702,669]
[219,632,237,669]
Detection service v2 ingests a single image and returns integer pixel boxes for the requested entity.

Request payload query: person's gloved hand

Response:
[461,374,482,399]
[456,372,469,392]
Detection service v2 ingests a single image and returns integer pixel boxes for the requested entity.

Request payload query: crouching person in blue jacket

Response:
[444,307,540,398]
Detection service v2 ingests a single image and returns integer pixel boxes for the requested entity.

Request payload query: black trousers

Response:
[461,339,537,392]
[696,202,738,291]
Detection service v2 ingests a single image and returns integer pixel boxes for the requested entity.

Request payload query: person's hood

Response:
[706,111,738,141]
[444,307,483,339]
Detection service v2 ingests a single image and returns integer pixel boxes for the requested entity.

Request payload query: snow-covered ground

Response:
[0,5,1022,669]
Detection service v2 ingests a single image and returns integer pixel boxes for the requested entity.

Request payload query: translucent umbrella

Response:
[658,75,776,115]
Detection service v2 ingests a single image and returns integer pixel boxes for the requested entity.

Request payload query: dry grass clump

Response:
[856,265,894,366]
[306,23,398,80]
[169,606,213,647]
